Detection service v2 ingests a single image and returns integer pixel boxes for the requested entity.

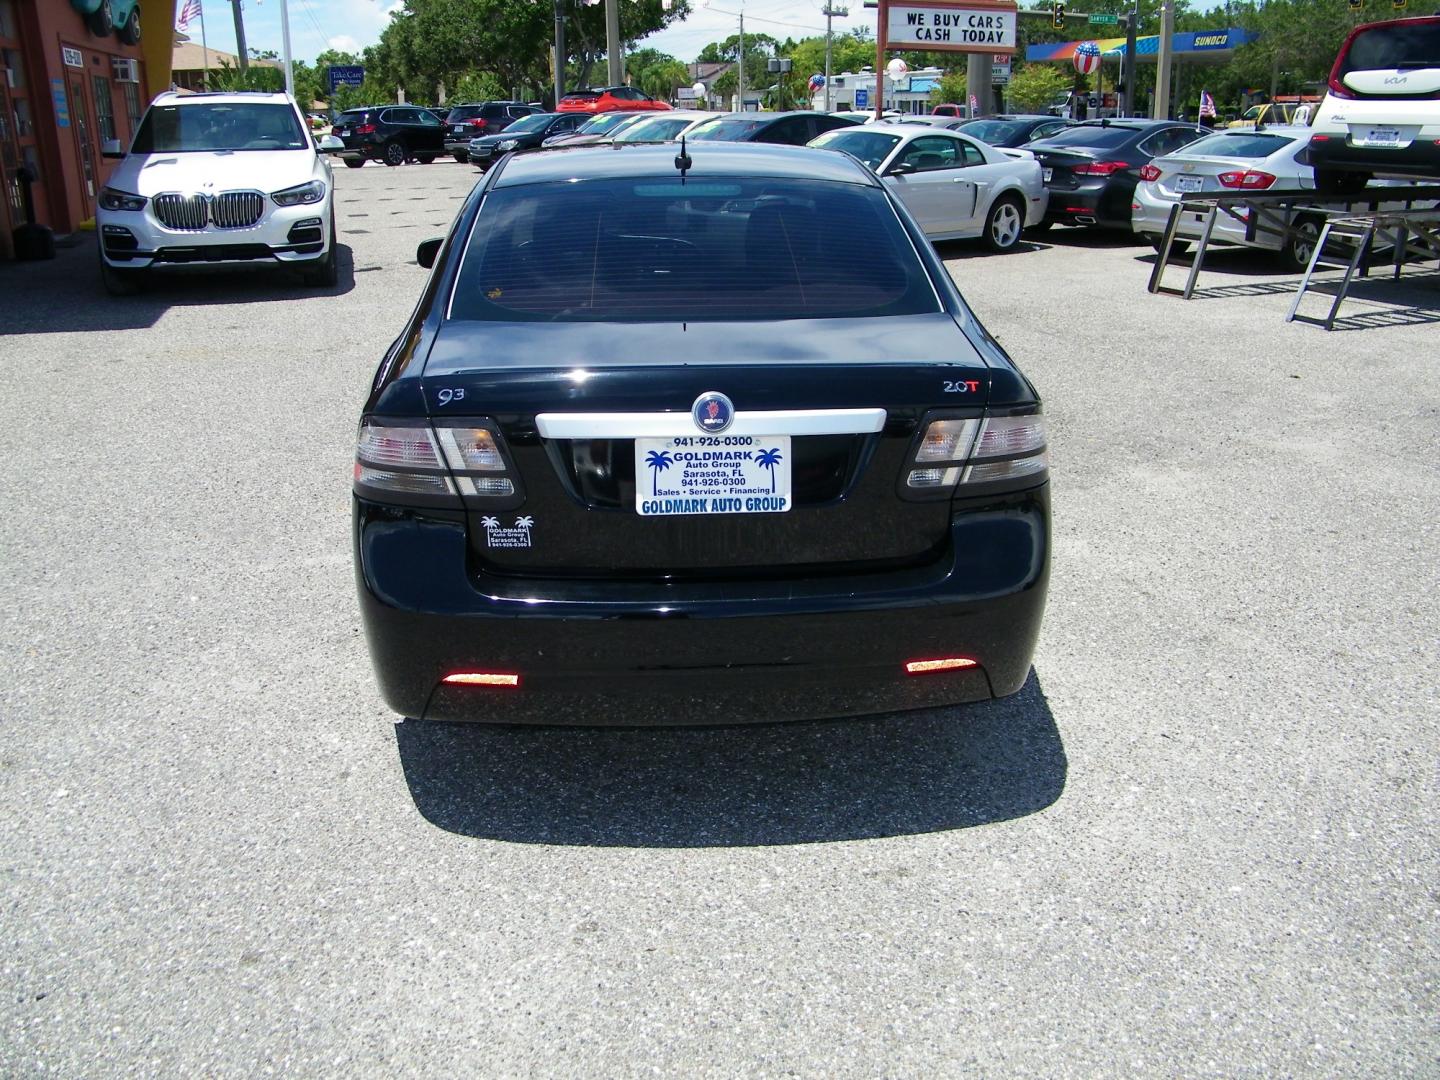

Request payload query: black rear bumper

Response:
[354,486,1050,725]
[1310,136,1440,180]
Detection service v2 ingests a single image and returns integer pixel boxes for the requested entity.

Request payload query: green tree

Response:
[1004,63,1070,112]
[700,32,778,105]
[927,70,968,110]
[780,33,875,106]
[449,71,506,104]
[628,49,689,102]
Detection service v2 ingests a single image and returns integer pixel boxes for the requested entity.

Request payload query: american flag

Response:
[1198,90,1217,118]
[176,0,203,31]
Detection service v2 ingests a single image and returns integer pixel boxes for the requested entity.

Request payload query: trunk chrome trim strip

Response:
[536,408,888,439]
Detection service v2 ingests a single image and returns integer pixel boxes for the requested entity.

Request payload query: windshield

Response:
[1174,132,1298,158]
[614,117,693,142]
[1031,124,1138,149]
[958,119,1028,143]
[1342,22,1440,72]
[688,118,767,141]
[577,112,639,134]
[132,103,308,152]
[451,177,937,322]
[503,113,553,134]
[808,129,901,169]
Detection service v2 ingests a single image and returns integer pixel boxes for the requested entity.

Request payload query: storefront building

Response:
[0,0,172,258]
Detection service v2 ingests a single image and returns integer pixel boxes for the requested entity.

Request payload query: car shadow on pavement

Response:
[0,238,356,336]
[395,670,1066,848]
[936,239,1053,260]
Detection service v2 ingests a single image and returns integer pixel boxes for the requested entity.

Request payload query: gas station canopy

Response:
[1025,27,1258,65]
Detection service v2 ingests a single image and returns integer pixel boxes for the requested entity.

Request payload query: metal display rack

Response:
[1146,186,1440,318]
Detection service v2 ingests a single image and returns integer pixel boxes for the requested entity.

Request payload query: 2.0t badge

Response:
[691,391,734,434]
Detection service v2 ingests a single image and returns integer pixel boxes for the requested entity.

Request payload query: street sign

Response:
[1088,12,1118,22]
[993,54,1012,83]
[327,65,365,93]
[885,1,1018,54]
[855,88,869,108]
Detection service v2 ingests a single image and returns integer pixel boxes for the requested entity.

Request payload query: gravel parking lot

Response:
[2,158,1436,1076]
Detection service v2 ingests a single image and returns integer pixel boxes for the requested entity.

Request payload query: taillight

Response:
[1072,160,1129,176]
[1138,163,1162,182]
[353,417,522,507]
[467,118,488,129]
[1217,169,1276,190]
[902,411,1048,497]
[354,123,376,135]
[1326,72,1355,100]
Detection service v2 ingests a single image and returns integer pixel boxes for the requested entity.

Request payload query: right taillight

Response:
[1217,169,1276,190]
[354,123,377,135]
[903,412,1048,497]
[354,417,522,507]
[1138,163,1162,182]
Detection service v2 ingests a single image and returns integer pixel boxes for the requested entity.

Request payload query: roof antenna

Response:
[674,135,692,180]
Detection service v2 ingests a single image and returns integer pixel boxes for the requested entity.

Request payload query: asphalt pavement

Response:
[1,158,1435,1076]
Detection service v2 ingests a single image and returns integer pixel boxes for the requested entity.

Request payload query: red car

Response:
[556,86,673,114]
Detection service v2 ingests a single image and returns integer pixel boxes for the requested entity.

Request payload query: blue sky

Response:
[182,0,872,67]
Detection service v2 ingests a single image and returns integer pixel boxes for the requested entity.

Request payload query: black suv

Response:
[444,101,541,161]
[330,106,446,168]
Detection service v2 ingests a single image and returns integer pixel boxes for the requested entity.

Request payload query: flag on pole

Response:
[1198,90,1217,119]
[176,0,202,30]
[968,93,979,117]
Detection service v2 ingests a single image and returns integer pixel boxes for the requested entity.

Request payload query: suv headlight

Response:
[99,187,147,211]
[497,139,519,151]
[271,180,326,207]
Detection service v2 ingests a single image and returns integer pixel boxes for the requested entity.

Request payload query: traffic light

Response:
[1052,1,1065,29]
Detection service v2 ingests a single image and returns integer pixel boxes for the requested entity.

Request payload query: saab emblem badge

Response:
[692,391,734,434]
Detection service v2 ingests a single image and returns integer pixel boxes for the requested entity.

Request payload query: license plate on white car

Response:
[1175,175,1203,193]
[1042,167,1053,182]
[634,436,791,516]
[1356,127,1403,148]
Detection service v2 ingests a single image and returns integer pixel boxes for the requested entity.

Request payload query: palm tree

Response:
[480,516,499,529]
[515,516,535,532]
[644,449,674,494]
[755,447,783,493]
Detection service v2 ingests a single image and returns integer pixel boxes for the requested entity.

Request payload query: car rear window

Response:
[1174,132,1299,158]
[132,103,307,152]
[447,106,484,122]
[958,119,1028,143]
[1032,125,1139,149]
[450,177,937,323]
[1340,22,1440,74]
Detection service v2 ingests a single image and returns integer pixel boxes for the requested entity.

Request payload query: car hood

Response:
[111,149,318,196]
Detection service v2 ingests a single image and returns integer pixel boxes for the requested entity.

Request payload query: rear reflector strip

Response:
[442,672,520,687]
[535,408,887,439]
[905,658,978,675]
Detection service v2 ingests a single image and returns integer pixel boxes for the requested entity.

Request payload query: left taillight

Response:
[902,410,1048,498]
[353,417,522,508]
[1216,169,1276,190]
[1072,160,1129,177]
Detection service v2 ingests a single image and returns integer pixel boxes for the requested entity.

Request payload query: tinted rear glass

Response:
[447,106,484,121]
[689,118,767,141]
[1341,23,1440,72]
[1032,125,1139,149]
[133,103,307,152]
[958,119,1029,143]
[1174,132,1298,158]
[450,177,936,323]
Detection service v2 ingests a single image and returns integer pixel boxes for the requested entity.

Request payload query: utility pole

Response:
[605,0,623,86]
[737,10,745,110]
[231,0,248,71]
[822,4,848,113]
[1153,0,1174,119]
[279,0,294,100]
[553,0,566,109]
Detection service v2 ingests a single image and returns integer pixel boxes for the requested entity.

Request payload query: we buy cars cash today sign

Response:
[885,0,1017,53]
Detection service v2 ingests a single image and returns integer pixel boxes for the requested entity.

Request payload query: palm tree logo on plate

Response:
[645,449,674,494]
[755,447,783,493]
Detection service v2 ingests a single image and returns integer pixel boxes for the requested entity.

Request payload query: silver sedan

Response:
[809,123,1048,251]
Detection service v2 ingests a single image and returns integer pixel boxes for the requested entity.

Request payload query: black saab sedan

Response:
[354,143,1051,725]
[1027,118,1206,230]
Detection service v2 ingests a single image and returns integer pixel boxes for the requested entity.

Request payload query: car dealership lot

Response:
[1,160,1435,1075]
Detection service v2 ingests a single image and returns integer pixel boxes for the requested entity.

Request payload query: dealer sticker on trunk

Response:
[634,435,792,516]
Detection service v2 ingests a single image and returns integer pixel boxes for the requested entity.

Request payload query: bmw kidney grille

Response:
[154,191,265,231]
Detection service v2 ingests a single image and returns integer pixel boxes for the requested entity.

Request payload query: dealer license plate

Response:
[1175,175,1204,193]
[1042,167,1053,182]
[634,435,792,516]
[1356,127,1402,148]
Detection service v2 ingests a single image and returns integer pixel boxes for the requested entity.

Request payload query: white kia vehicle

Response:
[808,123,1048,252]
[1310,15,1440,192]
[96,91,336,294]
[1131,126,1323,269]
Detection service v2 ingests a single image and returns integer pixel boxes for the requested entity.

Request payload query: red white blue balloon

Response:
[808,74,825,93]
[1073,40,1101,75]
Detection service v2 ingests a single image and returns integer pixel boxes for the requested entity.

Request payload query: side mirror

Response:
[416,237,443,268]
[101,139,124,160]
[886,160,916,177]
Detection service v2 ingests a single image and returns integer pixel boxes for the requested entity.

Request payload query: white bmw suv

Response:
[1310,15,1440,193]
[97,91,336,294]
